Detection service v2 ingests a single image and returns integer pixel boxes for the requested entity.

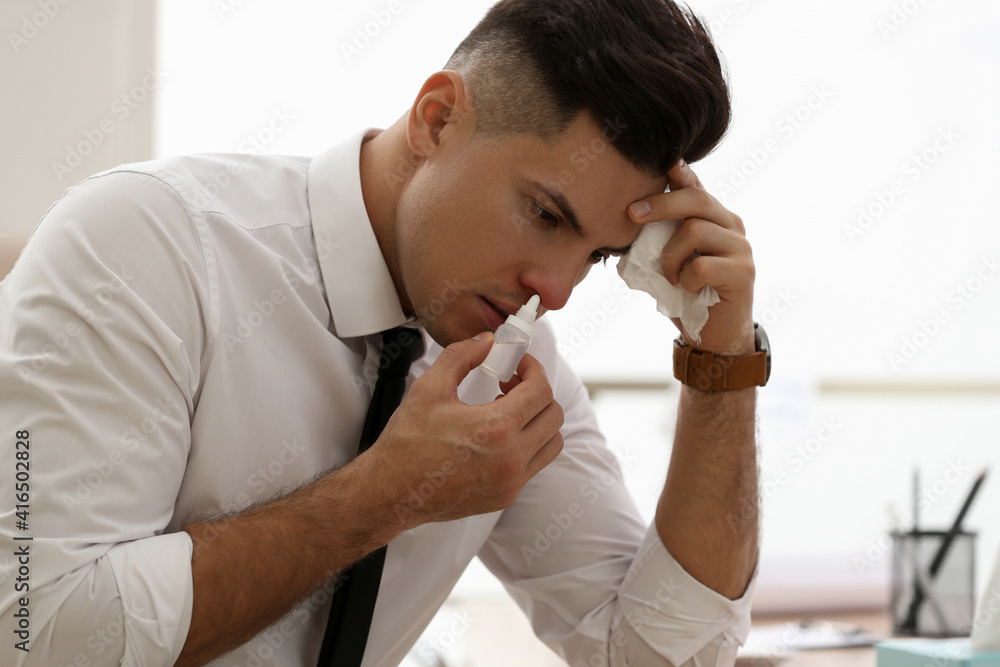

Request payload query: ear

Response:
[406,70,473,159]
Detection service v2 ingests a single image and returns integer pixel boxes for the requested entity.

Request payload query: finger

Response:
[498,369,524,395]
[675,254,755,296]
[520,397,564,453]
[489,353,554,428]
[666,157,704,192]
[523,430,564,480]
[630,188,744,235]
[660,218,752,285]
[423,331,495,392]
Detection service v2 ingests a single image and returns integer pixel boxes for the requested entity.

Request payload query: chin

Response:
[417,317,458,349]
[414,294,479,345]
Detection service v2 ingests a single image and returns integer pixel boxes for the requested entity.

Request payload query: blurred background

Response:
[2,0,998,664]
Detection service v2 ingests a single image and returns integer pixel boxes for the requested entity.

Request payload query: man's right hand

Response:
[179,332,562,666]
[357,331,565,531]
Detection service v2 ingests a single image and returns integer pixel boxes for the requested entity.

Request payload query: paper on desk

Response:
[737,619,875,665]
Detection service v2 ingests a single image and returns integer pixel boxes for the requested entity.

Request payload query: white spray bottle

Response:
[479,295,540,382]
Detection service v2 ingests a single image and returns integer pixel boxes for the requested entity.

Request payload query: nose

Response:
[520,255,593,313]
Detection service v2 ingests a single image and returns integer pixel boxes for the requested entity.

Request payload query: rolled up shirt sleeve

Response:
[0,170,210,666]
[478,330,756,667]
[612,524,757,666]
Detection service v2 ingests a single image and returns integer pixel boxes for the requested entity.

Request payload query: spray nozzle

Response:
[514,295,541,324]
[504,294,540,337]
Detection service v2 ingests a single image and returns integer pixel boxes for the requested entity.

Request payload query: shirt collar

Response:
[307,129,412,338]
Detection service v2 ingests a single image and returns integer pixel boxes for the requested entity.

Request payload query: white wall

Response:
[0,0,157,248]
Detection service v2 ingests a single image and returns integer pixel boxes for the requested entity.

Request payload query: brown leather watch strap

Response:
[673,330,769,392]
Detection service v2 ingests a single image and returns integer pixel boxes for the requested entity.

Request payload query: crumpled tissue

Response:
[616,219,719,345]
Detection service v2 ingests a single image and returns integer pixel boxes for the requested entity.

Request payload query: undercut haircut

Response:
[445,0,731,175]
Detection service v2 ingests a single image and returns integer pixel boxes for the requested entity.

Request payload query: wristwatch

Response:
[672,323,770,392]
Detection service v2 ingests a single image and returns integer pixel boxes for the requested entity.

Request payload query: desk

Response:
[457,598,893,666]
[749,609,892,666]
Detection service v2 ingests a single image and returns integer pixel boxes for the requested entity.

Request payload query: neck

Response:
[359,119,415,315]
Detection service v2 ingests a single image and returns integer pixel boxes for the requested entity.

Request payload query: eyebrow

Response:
[528,179,634,255]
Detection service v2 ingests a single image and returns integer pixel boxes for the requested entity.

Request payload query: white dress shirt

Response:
[0,130,755,667]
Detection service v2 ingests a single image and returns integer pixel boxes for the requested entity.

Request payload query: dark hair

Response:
[445,0,731,175]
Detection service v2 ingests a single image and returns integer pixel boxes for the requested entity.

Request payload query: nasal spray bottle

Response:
[479,295,540,382]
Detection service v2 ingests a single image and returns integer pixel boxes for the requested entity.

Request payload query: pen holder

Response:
[891,530,977,637]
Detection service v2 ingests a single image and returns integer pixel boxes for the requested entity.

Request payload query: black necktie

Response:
[317,326,420,667]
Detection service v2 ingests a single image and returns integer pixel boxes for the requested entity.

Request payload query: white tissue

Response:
[616,219,719,344]
[973,544,1000,651]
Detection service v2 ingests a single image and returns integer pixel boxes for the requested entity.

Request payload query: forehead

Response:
[488,115,669,224]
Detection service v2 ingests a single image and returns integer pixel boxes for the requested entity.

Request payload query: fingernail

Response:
[679,158,688,169]
[474,331,493,341]
[630,201,651,218]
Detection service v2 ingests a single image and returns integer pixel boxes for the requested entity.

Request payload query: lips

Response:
[479,297,510,331]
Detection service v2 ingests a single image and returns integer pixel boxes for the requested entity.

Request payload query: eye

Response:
[529,202,560,229]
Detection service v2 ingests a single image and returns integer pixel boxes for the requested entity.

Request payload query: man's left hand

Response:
[628,159,756,357]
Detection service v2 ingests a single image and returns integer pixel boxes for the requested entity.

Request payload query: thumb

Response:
[426,331,495,389]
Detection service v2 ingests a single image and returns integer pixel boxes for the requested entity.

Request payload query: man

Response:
[0,0,762,665]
